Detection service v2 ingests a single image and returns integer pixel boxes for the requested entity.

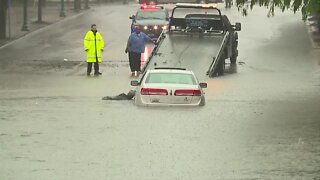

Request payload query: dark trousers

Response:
[87,62,99,74]
[225,0,232,8]
[128,52,141,72]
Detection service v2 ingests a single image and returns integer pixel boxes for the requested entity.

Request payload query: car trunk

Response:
[140,83,200,105]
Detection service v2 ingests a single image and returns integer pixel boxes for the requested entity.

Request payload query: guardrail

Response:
[207,31,229,77]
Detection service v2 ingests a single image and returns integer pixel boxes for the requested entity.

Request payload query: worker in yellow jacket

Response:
[84,24,104,76]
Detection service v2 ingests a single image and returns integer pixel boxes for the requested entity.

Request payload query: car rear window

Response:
[145,73,196,85]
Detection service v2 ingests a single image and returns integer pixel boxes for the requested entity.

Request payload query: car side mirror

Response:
[235,22,241,31]
[129,15,135,20]
[131,80,139,86]
[199,83,207,88]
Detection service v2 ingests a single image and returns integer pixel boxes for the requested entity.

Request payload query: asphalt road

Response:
[0,3,320,179]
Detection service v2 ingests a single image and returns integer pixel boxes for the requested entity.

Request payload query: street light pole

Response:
[0,0,8,39]
[74,0,81,12]
[7,0,11,38]
[21,0,29,31]
[37,0,43,23]
[84,0,89,9]
[60,0,66,17]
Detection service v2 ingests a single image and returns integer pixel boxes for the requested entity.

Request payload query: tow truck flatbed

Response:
[141,3,241,78]
[145,32,223,79]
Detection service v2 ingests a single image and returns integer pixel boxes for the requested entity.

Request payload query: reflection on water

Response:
[141,43,155,69]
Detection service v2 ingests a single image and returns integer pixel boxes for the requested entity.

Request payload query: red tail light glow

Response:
[141,88,168,96]
[174,89,201,96]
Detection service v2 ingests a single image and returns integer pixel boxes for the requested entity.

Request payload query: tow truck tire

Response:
[230,36,238,64]
[230,49,238,64]
[230,55,236,64]
[217,58,225,76]
[234,32,238,41]
[199,97,206,106]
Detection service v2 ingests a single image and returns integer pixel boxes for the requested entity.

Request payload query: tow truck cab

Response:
[130,4,169,41]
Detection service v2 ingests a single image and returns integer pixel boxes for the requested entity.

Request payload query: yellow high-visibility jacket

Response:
[84,31,104,63]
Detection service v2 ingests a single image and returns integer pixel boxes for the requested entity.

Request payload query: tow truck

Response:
[141,3,241,78]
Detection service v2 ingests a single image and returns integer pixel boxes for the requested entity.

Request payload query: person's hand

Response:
[125,48,128,54]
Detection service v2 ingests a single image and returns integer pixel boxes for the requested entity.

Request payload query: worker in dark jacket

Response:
[125,26,154,76]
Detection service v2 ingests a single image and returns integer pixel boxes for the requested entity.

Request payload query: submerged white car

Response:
[130,68,207,106]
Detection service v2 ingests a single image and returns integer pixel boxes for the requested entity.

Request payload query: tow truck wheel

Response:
[230,49,238,64]
[217,59,225,76]
[230,55,237,64]
[199,97,206,106]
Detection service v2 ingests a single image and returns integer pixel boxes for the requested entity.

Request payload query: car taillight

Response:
[174,89,201,96]
[140,88,168,96]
